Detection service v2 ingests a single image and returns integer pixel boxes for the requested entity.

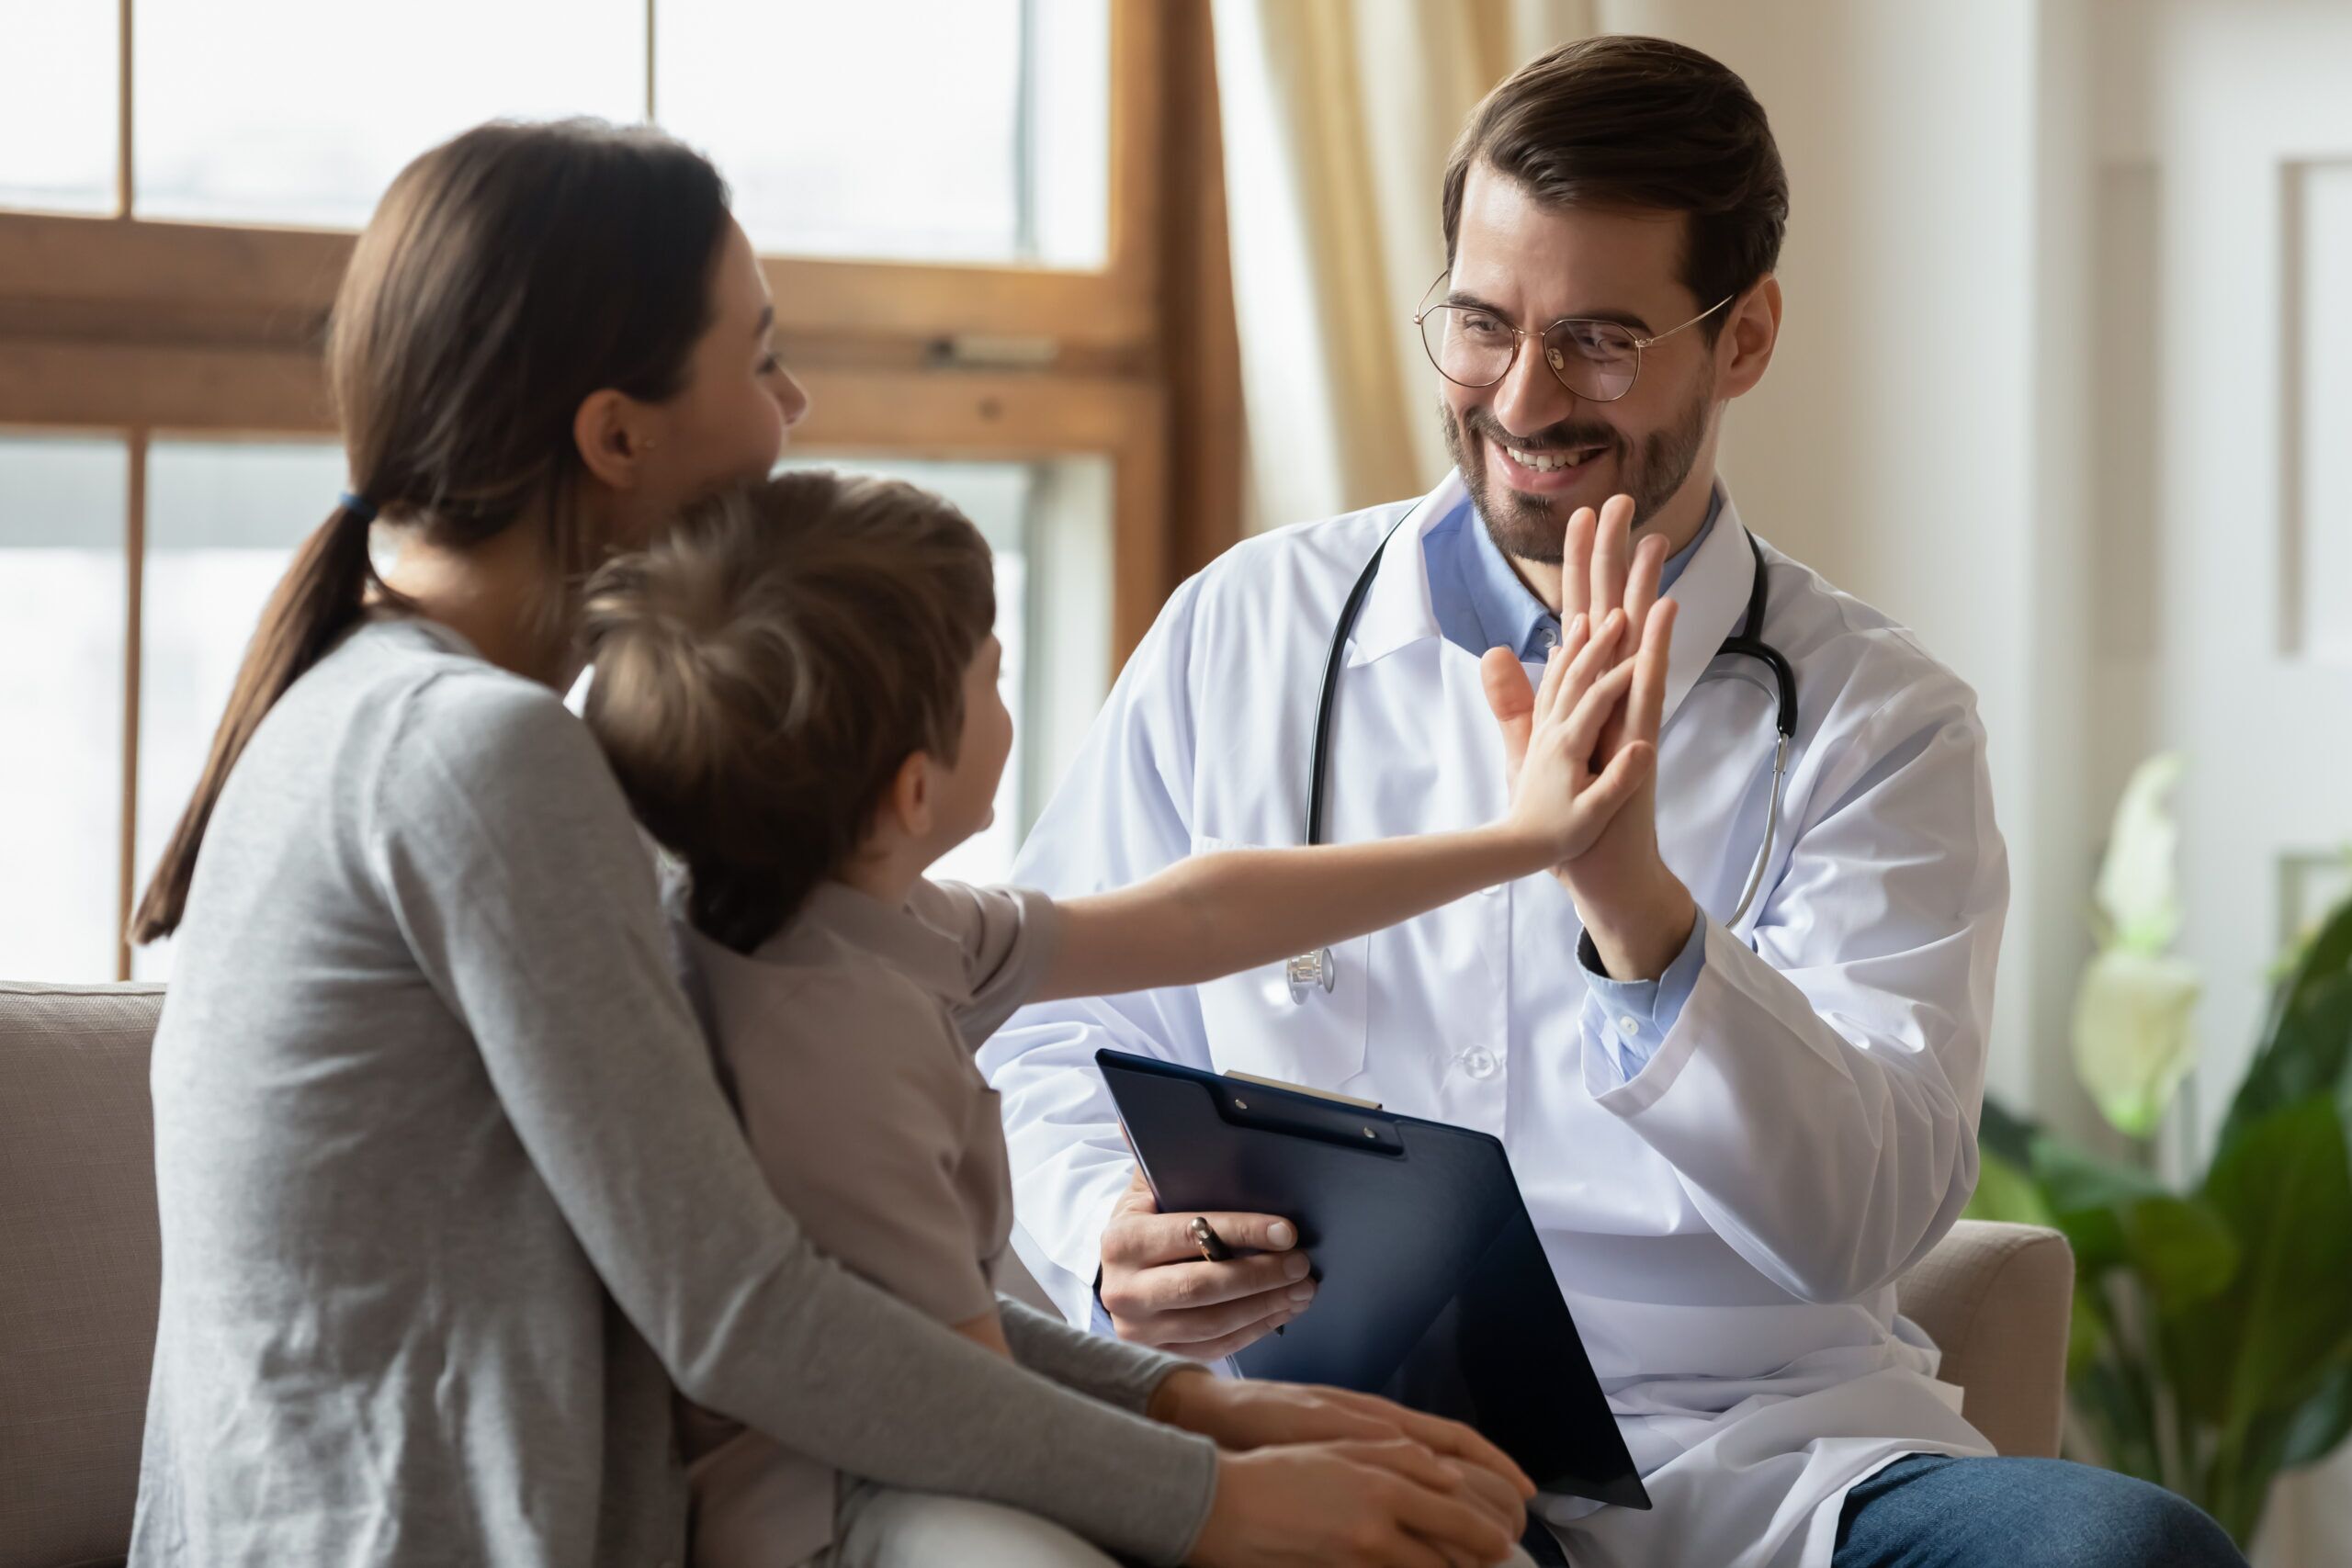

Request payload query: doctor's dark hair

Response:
[1441,35,1788,334]
[580,471,996,954]
[132,118,732,943]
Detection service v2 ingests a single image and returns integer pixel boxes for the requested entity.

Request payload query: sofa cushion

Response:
[0,983,164,1568]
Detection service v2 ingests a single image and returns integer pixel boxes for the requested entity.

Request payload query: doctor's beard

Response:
[1442,374,1713,565]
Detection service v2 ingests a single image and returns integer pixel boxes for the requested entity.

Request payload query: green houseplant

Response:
[1966,756,2352,1549]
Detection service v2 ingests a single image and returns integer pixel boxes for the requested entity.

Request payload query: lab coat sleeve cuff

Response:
[1577,918,1706,1079]
[1581,918,1727,1107]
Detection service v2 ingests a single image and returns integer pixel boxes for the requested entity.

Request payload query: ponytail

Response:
[130,502,379,942]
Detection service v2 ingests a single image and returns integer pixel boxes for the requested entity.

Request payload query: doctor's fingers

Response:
[1560,506,1599,623]
[1627,597,1679,745]
[1155,1302,1303,1362]
[1104,1207,1299,1267]
[1620,533,1668,664]
[1111,1281,1307,1351]
[1588,494,1635,625]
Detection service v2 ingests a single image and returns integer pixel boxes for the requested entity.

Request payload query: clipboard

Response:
[1097,1047,1649,1510]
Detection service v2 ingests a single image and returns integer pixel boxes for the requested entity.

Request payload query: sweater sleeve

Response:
[366,671,1216,1565]
[998,1296,1198,1415]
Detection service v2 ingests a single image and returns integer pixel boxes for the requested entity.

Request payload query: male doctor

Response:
[981,33,2241,1568]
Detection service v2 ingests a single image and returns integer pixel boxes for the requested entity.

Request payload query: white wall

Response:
[1599,0,2098,1122]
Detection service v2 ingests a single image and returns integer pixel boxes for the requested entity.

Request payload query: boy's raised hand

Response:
[1485,587,1675,867]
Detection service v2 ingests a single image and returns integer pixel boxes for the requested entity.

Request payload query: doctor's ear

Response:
[1713,276,1782,401]
[572,388,665,492]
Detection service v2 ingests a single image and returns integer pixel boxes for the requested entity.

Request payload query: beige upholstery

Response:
[1894,1218,2075,1460]
[0,982,2075,1568]
[1,985,167,1568]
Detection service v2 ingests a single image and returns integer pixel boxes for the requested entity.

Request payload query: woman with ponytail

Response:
[126,121,1531,1568]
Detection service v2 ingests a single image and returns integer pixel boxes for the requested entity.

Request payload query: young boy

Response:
[579,471,1648,1568]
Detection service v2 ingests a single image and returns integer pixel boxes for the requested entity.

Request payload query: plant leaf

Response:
[2278,1360,2352,1471]
[2093,753,2186,953]
[1978,1095,2041,1171]
[2073,948,2203,1138]
[1964,1147,2053,1227]
[2182,1100,2352,1436]
[2220,924,2352,1157]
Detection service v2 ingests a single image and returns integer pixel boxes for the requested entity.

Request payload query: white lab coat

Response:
[980,472,2008,1568]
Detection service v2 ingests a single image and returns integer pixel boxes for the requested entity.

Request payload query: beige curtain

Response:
[1211,0,1600,531]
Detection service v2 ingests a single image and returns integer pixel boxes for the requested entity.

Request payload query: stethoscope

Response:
[1286,513,1799,1003]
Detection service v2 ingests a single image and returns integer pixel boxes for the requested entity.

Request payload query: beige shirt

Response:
[678,878,1065,1568]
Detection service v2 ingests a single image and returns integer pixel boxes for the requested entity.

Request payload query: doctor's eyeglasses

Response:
[1414,273,1734,403]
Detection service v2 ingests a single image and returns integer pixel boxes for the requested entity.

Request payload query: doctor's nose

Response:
[1488,332,1581,435]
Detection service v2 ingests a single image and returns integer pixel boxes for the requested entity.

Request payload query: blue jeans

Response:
[1833,1454,2246,1568]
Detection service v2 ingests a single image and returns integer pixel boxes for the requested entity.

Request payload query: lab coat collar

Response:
[1344,470,1758,732]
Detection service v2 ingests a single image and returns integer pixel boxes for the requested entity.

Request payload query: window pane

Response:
[775,455,1112,886]
[0,436,127,982]
[133,439,345,981]
[0,1,117,214]
[659,0,1109,266]
[134,0,644,227]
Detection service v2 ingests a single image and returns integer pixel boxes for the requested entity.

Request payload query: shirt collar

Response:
[767,880,973,1004]
[1350,469,1758,733]
[1424,485,1724,664]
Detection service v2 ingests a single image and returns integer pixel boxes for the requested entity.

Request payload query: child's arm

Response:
[1033,614,1654,1004]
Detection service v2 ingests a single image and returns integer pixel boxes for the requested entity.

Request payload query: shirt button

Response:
[1464,1048,1498,1079]
[1538,626,1560,651]
[1616,1015,1641,1040]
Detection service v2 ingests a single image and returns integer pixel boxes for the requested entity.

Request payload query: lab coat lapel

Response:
[1343,472,1463,668]
[1659,491,1759,730]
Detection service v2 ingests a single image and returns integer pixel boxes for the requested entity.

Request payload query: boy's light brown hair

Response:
[581,470,996,953]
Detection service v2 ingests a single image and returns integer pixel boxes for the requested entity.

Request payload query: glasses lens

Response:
[1421,306,1515,388]
[1543,320,1640,400]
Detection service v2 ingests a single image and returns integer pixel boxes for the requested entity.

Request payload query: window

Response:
[0,435,126,981]
[0,2,1236,980]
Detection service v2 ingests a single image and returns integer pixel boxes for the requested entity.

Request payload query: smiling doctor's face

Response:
[1439,164,1755,565]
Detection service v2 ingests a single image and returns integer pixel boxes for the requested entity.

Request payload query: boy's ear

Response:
[878,750,935,840]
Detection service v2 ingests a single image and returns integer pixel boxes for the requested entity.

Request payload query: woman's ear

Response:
[573,389,662,492]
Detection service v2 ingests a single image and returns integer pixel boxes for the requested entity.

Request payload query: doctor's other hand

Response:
[1100,1168,1311,1358]
[1186,1439,1525,1568]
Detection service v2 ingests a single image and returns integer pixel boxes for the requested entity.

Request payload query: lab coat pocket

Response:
[1188,835,1372,1091]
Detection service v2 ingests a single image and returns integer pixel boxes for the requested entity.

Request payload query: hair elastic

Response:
[338,491,380,525]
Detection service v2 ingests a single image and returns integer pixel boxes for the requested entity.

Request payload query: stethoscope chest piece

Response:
[1287,947,1337,1004]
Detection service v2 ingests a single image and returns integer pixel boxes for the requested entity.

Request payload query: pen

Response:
[1189,1216,1284,1335]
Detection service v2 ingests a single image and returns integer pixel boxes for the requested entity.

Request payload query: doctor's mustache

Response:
[1457,410,1623,457]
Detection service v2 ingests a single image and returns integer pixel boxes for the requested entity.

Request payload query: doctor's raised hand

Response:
[1482,492,1696,984]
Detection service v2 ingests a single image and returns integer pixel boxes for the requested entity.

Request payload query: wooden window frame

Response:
[0,0,1241,979]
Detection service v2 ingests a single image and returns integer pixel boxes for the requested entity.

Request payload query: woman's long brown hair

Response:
[130,119,731,942]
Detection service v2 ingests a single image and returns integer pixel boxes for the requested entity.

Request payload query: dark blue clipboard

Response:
[1097,1048,1650,1511]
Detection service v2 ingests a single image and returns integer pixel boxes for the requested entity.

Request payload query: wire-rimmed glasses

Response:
[1414,272,1733,402]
